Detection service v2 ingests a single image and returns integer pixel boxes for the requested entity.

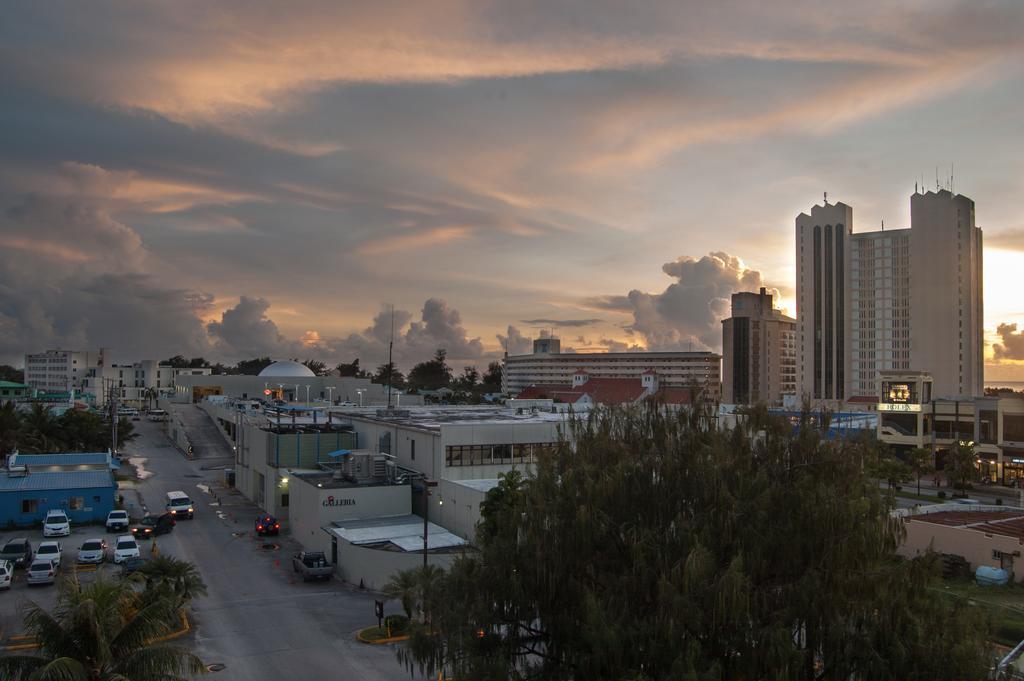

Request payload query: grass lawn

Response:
[933,579,1024,647]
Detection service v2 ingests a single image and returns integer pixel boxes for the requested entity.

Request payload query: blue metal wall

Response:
[0,486,116,528]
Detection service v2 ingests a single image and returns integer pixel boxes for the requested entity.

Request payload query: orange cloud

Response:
[0,236,92,263]
[356,225,473,255]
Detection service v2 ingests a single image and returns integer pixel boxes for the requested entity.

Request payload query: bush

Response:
[385,614,410,635]
[938,491,947,499]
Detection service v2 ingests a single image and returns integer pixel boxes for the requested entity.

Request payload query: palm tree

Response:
[0,401,20,455]
[0,577,204,681]
[19,402,64,453]
[383,568,420,620]
[136,555,208,612]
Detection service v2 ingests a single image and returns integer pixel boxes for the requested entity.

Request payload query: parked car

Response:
[165,491,194,519]
[26,557,59,586]
[0,538,33,568]
[106,510,130,533]
[337,401,356,407]
[43,509,71,537]
[77,538,107,564]
[255,514,280,536]
[292,551,332,581]
[147,409,169,422]
[35,541,63,565]
[131,513,175,538]
[113,536,140,564]
[120,557,147,576]
[0,560,13,589]
[954,498,983,505]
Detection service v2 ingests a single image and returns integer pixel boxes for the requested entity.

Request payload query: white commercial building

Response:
[23,348,106,394]
[503,336,721,399]
[796,189,984,409]
[83,360,212,407]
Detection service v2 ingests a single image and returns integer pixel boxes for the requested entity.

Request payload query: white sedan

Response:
[35,541,63,566]
[76,538,107,564]
[112,536,140,564]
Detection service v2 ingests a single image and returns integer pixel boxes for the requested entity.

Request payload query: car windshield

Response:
[47,514,68,523]
[109,511,128,518]
[117,540,136,550]
[82,541,102,550]
[141,517,157,525]
[2,542,25,552]
[38,545,58,554]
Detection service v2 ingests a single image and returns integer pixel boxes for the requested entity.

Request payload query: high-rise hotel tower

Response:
[796,189,983,407]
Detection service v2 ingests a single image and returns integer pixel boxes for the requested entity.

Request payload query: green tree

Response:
[0,577,204,681]
[946,442,977,497]
[0,363,23,383]
[161,355,188,368]
[874,455,911,490]
[457,366,480,392]
[0,401,22,455]
[384,568,421,621]
[302,359,327,376]
[136,555,208,613]
[187,357,208,368]
[234,357,274,375]
[335,359,369,378]
[481,361,503,391]
[908,446,934,496]
[116,417,140,450]
[373,362,406,390]
[18,403,65,453]
[407,349,452,392]
[400,406,991,681]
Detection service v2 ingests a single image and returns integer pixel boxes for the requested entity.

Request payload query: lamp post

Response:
[305,385,310,404]
[356,389,364,407]
[277,384,284,402]
[326,386,335,405]
[294,384,299,402]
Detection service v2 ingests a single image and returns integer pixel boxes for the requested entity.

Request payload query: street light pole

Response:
[422,481,429,569]
[294,384,299,402]
[326,386,334,405]
[305,385,310,404]
[357,389,364,407]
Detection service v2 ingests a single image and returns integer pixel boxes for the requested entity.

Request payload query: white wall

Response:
[289,479,412,553]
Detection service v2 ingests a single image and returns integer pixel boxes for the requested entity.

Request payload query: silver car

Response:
[26,557,59,585]
[76,538,107,564]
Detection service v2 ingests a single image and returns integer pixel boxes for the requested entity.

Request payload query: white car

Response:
[26,558,59,586]
[35,541,63,566]
[106,510,130,533]
[112,536,140,564]
[0,560,12,590]
[43,510,71,537]
[77,538,107,564]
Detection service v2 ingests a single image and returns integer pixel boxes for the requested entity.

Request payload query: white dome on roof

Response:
[258,360,316,378]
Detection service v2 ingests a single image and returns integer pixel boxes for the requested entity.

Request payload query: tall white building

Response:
[23,348,106,393]
[795,189,983,408]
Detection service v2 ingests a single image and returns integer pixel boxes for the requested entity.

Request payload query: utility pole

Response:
[387,304,395,410]
[108,379,119,457]
[422,480,429,569]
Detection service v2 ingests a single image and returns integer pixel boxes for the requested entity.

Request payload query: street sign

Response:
[374,600,384,628]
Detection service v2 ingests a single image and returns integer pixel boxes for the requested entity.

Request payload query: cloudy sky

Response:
[1,1,1023,379]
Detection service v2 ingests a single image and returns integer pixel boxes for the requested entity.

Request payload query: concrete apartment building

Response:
[84,360,212,407]
[23,348,106,394]
[796,189,983,409]
[503,336,722,400]
[721,288,796,405]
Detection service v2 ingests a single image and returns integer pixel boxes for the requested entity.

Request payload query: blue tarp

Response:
[326,449,352,459]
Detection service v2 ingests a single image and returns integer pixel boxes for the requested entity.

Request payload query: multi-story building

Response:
[796,189,983,409]
[23,348,106,394]
[721,288,796,405]
[502,336,722,399]
[82,359,213,407]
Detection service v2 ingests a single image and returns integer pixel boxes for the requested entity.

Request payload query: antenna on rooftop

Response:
[823,191,828,205]
[881,219,885,231]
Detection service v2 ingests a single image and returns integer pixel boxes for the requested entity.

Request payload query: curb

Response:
[356,626,410,645]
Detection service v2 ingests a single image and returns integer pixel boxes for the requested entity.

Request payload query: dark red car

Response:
[255,514,280,536]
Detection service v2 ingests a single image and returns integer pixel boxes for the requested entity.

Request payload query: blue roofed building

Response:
[0,452,118,527]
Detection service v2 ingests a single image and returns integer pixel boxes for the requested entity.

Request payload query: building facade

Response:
[84,361,213,407]
[23,348,106,394]
[503,338,721,399]
[796,190,984,408]
[721,288,796,405]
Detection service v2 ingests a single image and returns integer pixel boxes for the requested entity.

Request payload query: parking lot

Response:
[0,412,418,681]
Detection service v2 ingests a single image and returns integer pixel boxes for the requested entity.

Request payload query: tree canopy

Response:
[336,359,370,378]
[373,362,407,390]
[401,405,991,681]
[0,403,138,456]
[0,363,23,383]
[407,349,453,392]
[232,357,274,375]
[302,359,328,376]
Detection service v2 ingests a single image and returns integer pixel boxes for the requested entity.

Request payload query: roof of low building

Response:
[10,452,112,466]
[258,360,316,378]
[517,379,695,406]
[0,381,28,389]
[327,514,467,552]
[906,509,1024,540]
[0,470,116,492]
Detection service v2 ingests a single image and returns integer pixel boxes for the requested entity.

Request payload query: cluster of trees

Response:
[0,556,207,681]
[395,406,992,680]
[0,403,137,456]
[872,443,978,497]
[0,363,23,383]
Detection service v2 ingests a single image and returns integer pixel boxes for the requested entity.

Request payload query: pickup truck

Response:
[292,551,332,582]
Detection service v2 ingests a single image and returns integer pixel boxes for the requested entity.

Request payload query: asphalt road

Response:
[1,416,421,681]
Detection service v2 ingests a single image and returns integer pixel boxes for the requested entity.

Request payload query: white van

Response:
[147,409,168,422]
[165,491,194,519]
